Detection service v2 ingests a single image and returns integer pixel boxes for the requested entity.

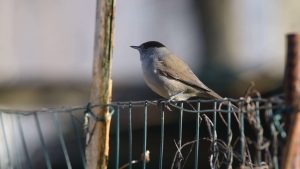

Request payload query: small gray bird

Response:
[131,41,222,101]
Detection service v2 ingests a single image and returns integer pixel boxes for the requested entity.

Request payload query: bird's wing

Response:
[156,53,211,93]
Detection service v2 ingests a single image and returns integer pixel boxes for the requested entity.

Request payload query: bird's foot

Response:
[168,92,184,102]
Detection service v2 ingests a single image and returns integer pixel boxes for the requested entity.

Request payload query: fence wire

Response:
[0,96,286,169]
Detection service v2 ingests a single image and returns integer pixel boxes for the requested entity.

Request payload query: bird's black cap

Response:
[141,41,165,49]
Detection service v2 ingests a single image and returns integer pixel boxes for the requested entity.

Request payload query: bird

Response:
[130,41,223,101]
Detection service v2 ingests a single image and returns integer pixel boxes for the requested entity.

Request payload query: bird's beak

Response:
[130,45,140,50]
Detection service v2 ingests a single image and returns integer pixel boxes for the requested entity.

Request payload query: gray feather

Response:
[155,53,222,99]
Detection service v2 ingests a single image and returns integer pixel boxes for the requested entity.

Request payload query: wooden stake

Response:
[86,0,115,168]
[282,34,300,169]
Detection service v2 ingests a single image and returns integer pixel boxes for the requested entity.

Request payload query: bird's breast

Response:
[141,58,170,98]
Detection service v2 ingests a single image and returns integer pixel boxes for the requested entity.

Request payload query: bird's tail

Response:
[196,90,239,112]
[196,90,222,100]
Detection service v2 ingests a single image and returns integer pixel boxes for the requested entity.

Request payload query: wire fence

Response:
[0,106,87,169]
[0,96,286,169]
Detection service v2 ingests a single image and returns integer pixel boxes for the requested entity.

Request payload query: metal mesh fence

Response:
[111,98,285,169]
[0,106,87,169]
[0,97,286,169]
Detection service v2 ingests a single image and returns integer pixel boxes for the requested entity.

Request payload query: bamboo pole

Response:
[85,0,115,168]
[282,34,300,169]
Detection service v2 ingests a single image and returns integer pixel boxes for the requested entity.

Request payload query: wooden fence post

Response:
[282,34,300,169]
[85,0,115,168]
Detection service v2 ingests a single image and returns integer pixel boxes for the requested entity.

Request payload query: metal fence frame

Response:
[0,97,285,169]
